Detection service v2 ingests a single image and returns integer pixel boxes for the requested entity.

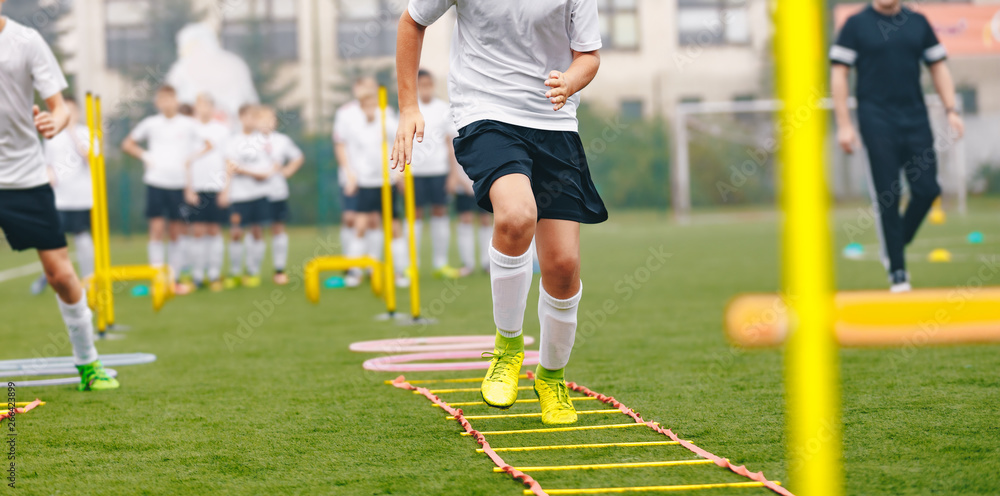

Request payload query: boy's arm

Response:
[929,61,964,139]
[34,93,69,139]
[392,10,427,170]
[545,49,601,111]
[282,155,305,179]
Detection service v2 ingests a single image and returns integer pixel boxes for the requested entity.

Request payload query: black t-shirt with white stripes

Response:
[831,6,947,118]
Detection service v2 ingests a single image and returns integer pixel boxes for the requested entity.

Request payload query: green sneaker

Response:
[76,361,120,391]
[534,365,577,425]
[433,266,462,280]
[480,332,524,409]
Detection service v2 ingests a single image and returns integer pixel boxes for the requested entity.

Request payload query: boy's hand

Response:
[392,106,425,171]
[34,105,59,139]
[184,188,199,206]
[217,191,230,208]
[545,71,574,111]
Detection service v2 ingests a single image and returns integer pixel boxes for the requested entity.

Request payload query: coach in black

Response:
[831,0,965,292]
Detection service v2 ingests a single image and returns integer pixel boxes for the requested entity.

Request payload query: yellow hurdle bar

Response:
[526,481,780,495]
[462,423,656,436]
[418,386,532,394]
[776,0,842,494]
[478,440,685,453]
[447,409,621,420]
[378,87,397,316]
[497,459,714,473]
[390,374,528,385]
[305,255,384,303]
[435,396,597,407]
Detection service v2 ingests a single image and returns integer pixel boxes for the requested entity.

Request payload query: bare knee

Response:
[493,204,536,250]
[46,263,78,295]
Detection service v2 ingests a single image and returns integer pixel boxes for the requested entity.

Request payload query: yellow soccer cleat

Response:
[534,367,577,425]
[480,333,524,409]
[242,275,262,288]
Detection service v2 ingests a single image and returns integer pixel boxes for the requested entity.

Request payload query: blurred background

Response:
[5,0,999,233]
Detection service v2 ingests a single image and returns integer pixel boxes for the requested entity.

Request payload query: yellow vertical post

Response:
[379,87,397,316]
[402,147,421,320]
[776,0,841,494]
[85,93,106,333]
[95,96,115,328]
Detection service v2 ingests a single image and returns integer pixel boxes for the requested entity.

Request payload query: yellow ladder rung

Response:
[525,481,780,494]
[463,423,656,436]
[497,459,714,472]
[478,440,688,453]
[13,402,45,407]
[448,409,621,420]
[436,397,597,407]
[387,375,528,385]
[418,386,532,394]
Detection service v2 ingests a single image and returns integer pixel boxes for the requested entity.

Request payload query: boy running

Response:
[0,7,117,390]
[184,93,229,291]
[122,85,206,295]
[394,0,607,424]
[259,106,305,285]
[224,105,271,288]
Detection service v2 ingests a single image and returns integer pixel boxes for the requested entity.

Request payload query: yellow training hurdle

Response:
[304,256,384,303]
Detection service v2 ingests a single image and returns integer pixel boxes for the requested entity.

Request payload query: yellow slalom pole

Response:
[85,94,106,333]
[94,96,115,328]
[462,422,656,436]
[447,409,621,420]
[378,87,397,317]
[497,459,714,473]
[435,396,597,407]
[479,440,685,453]
[777,0,841,494]
[527,481,779,495]
[417,385,531,394]
[386,374,528,385]
[402,149,421,319]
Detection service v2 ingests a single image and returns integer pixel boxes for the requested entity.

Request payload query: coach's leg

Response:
[861,130,906,276]
[902,127,942,246]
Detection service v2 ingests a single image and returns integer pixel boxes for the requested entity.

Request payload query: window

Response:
[337,0,403,59]
[597,0,639,50]
[678,0,750,46]
[222,0,299,61]
[621,99,643,120]
[957,87,978,116]
[105,0,154,69]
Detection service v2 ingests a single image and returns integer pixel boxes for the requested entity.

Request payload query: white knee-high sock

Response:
[413,219,423,265]
[392,236,409,274]
[57,291,99,366]
[148,241,165,268]
[457,223,475,270]
[347,228,365,258]
[479,225,493,270]
[538,281,583,371]
[167,241,183,281]
[489,242,534,337]
[229,238,244,275]
[364,229,384,261]
[208,234,225,281]
[180,235,194,273]
[73,232,95,278]
[431,216,450,269]
[246,237,266,276]
[191,236,208,283]
[339,225,350,255]
[272,232,289,272]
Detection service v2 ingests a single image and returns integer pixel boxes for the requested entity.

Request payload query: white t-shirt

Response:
[0,18,69,189]
[45,124,92,210]
[190,120,229,193]
[226,131,272,203]
[129,113,203,190]
[342,111,399,189]
[332,101,362,186]
[264,132,304,202]
[407,0,602,132]
[411,98,457,177]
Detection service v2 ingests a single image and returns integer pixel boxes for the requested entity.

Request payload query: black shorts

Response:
[340,187,358,212]
[59,210,92,234]
[455,194,488,214]
[231,198,270,226]
[413,174,448,207]
[0,184,67,251]
[453,120,608,224]
[356,187,402,216]
[269,199,289,223]
[145,186,185,220]
[182,192,228,224]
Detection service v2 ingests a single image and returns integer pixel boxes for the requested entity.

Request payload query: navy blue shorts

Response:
[413,174,448,207]
[454,194,488,214]
[356,187,401,217]
[269,199,289,223]
[453,120,608,224]
[182,192,228,224]
[340,187,358,213]
[231,198,270,226]
[59,210,92,234]
[0,184,67,251]
[145,186,185,220]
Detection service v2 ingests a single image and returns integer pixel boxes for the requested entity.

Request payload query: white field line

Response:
[0,261,42,283]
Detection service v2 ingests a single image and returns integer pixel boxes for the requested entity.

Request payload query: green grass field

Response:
[2,201,999,495]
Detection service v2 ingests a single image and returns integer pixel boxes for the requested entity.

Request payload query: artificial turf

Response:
[1,200,999,495]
